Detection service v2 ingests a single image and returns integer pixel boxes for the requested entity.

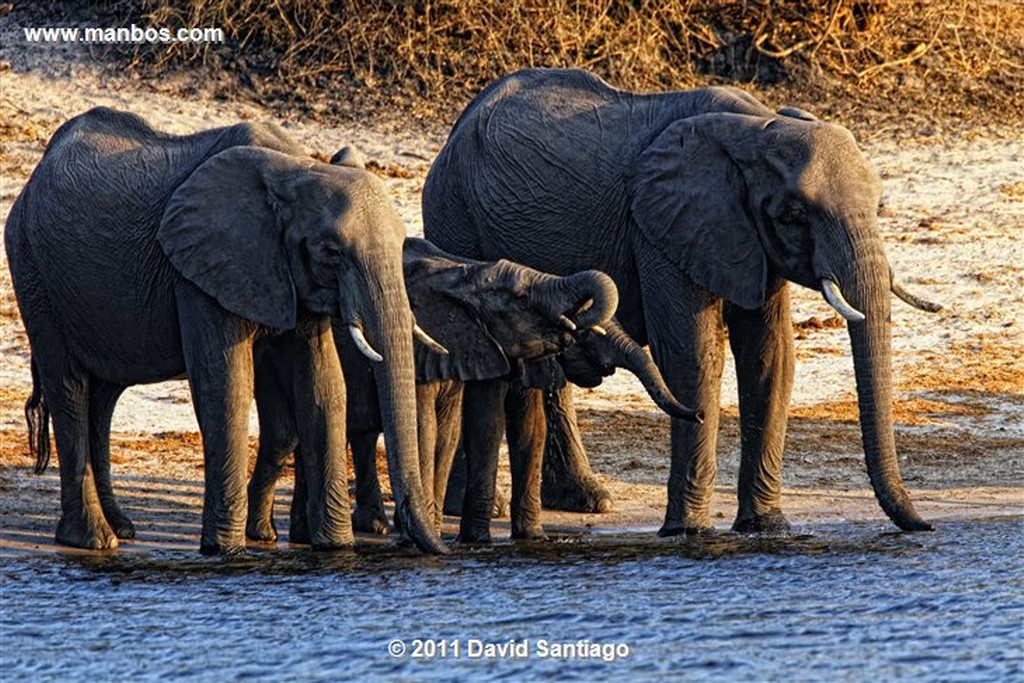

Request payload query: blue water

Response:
[1,519,1022,682]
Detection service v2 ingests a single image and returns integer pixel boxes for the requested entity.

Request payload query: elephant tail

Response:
[25,355,51,474]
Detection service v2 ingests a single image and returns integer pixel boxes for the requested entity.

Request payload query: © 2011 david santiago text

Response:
[388,638,632,662]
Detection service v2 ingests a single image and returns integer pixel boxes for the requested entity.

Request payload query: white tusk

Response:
[414,324,449,355]
[590,325,607,336]
[558,314,577,331]
[350,325,383,362]
[821,279,866,323]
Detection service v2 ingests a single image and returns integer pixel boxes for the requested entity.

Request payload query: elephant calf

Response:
[246,236,647,542]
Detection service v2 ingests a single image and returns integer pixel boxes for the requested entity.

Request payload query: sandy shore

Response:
[1,50,1021,555]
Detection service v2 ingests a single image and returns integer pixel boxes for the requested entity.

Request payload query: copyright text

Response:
[388,638,631,662]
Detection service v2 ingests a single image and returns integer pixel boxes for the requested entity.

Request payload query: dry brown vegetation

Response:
[50,1,1018,131]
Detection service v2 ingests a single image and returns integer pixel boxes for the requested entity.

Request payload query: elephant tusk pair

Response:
[350,324,449,362]
[558,314,607,336]
[821,279,866,323]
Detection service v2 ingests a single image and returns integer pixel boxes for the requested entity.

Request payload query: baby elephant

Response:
[246,236,626,543]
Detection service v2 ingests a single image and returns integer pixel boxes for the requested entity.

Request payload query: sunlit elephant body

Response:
[246,237,633,541]
[423,68,938,534]
[5,108,444,554]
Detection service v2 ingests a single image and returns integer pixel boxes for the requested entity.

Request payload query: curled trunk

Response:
[539,270,620,330]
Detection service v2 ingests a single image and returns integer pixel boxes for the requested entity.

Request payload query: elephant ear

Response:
[159,146,304,329]
[630,113,768,309]
[409,265,511,383]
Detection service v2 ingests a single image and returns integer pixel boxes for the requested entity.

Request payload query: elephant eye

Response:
[318,241,343,265]
[779,200,807,225]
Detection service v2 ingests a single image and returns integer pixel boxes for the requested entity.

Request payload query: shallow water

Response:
[2,519,1022,682]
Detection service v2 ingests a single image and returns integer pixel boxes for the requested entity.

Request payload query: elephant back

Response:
[8,108,306,382]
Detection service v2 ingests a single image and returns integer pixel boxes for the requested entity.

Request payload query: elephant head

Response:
[158,147,446,553]
[402,238,620,381]
[631,114,940,531]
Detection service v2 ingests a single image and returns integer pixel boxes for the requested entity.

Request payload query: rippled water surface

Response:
[2,519,1022,681]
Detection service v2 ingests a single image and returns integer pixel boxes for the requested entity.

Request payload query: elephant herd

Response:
[5,68,942,555]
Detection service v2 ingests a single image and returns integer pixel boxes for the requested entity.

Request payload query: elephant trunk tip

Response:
[396,497,449,555]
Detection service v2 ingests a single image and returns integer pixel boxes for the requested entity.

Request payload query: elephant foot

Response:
[352,506,390,535]
[289,522,311,546]
[511,525,548,541]
[657,521,716,538]
[456,525,492,544]
[732,509,791,535]
[541,475,613,513]
[104,507,136,540]
[246,516,279,543]
[199,541,247,556]
[56,512,119,550]
[310,531,354,551]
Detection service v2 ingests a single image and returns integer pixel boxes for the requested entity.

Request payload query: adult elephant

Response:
[246,236,648,541]
[422,68,941,535]
[5,107,444,554]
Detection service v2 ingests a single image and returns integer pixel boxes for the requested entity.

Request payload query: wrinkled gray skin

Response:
[443,317,705,542]
[5,108,444,554]
[246,235,629,541]
[423,68,941,535]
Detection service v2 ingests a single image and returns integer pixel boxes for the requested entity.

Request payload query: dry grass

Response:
[106,1,1023,128]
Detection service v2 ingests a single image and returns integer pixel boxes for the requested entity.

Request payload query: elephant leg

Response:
[289,447,311,544]
[725,279,794,534]
[88,380,133,539]
[287,320,352,550]
[457,379,506,543]
[636,238,726,536]
[48,370,118,549]
[443,444,509,519]
[540,385,613,513]
[177,285,257,554]
[433,382,465,531]
[17,257,115,549]
[248,350,299,543]
[351,432,389,535]
[505,384,548,540]
[416,384,440,531]
[442,445,467,516]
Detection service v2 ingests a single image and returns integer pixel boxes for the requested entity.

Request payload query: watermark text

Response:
[23,24,224,45]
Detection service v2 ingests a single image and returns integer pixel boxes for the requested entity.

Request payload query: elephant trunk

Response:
[353,259,449,554]
[540,269,620,330]
[829,239,933,532]
[604,322,704,423]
